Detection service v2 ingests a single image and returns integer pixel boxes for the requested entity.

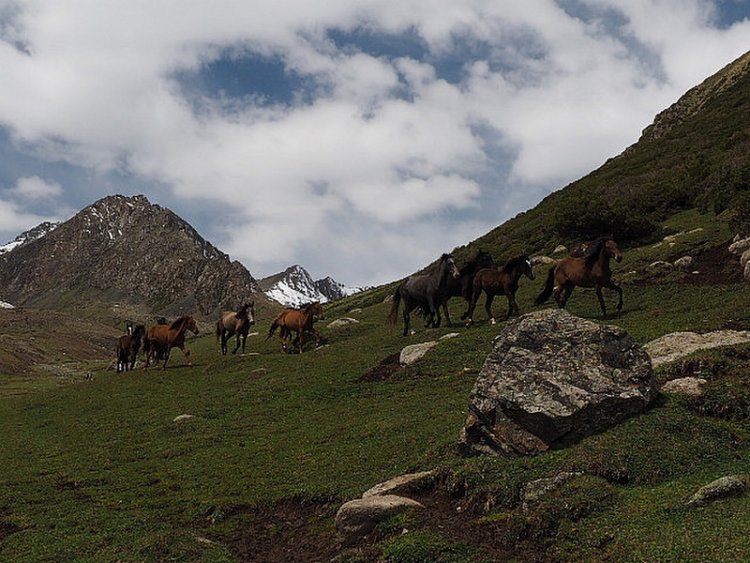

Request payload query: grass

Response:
[3,211,750,561]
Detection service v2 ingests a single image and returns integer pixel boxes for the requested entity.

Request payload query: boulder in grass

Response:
[459,309,656,456]
[686,475,748,508]
[335,495,424,545]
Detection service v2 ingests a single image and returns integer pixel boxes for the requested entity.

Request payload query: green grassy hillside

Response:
[3,209,750,561]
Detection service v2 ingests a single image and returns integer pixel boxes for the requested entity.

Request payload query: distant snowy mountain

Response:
[259,265,365,307]
[0,221,60,255]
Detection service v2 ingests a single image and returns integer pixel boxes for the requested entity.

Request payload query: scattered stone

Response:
[327,317,360,329]
[349,308,363,315]
[335,495,424,544]
[729,237,750,255]
[647,260,674,274]
[644,330,750,368]
[400,341,439,365]
[440,332,460,340]
[744,261,750,282]
[173,414,194,423]
[673,256,694,271]
[522,472,583,511]
[741,249,750,269]
[552,245,567,255]
[362,471,435,498]
[531,255,555,266]
[686,475,748,508]
[661,377,707,397]
[459,309,655,456]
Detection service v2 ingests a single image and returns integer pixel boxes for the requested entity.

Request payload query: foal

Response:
[116,324,146,372]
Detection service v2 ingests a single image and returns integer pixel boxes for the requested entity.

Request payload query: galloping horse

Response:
[116,324,145,372]
[535,237,623,318]
[216,302,256,355]
[144,315,199,370]
[439,250,495,326]
[266,302,324,353]
[463,255,535,325]
[386,253,460,336]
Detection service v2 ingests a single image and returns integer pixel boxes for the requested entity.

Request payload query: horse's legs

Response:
[595,285,608,319]
[557,282,574,308]
[465,287,481,325]
[402,301,412,336]
[506,292,518,319]
[232,332,242,354]
[605,279,624,311]
[442,300,453,327]
[484,291,496,324]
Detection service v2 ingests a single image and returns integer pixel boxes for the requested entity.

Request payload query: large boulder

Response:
[335,495,424,545]
[459,309,656,456]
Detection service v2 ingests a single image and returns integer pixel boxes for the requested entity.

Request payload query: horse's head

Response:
[476,250,495,270]
[309,301,325,320]
[133,324,146,338]
[521,255,535,280]
[441,253,460,279]
[605,239,623,262]
[186,316,200,335]
[238,302,256,325]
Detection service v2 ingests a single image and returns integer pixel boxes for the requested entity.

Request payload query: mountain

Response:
[452,50,750,265]
[0,194,260,316]
[259,265,364,307]
[0,221,60,255]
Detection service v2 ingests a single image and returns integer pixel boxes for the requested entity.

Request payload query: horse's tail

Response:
[534,265,557,305]
[265,319,279,341]
[385,286,402,326]
[216,320,222,341]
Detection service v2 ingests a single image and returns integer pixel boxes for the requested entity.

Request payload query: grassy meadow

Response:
[3,210,750,561]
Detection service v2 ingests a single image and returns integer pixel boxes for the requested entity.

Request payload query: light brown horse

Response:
[464,255,535,325]
[216,302,255,355]
[116,324,145,372]
[144,315,199,370]
[535,237,623,318]
[265,302,324,353]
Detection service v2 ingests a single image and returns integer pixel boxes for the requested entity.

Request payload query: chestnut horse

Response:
[216,302,256,355]
[266,302,324,353]
[144,315,199,369]
[439,249,495,326]
[463,255,535,325]
[116,324,145,372]
[535,237,623,318]
[386,253,460,336]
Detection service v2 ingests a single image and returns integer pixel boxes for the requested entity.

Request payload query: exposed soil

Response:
[679,243,742,285]
[357,352,403,382]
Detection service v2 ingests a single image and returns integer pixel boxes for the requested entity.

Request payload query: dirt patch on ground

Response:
[357,352,403,382]
[217,498,341,563]
[679,244,742,285]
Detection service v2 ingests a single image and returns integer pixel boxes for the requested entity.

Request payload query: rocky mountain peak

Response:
[259,264,365,307]
[0,194,258,316]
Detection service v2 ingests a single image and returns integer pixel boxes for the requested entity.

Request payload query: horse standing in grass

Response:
[439,250,495,326]
[116,324,145,372]
[535,237,623,318]
[144,315,199,370]
[386,253,460,336]
[216,302,256,355]
[266,302,324,353]
[463,255,535,325]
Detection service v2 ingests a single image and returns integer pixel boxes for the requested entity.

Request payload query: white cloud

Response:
[0,1,749,284]
[10,175,61,199]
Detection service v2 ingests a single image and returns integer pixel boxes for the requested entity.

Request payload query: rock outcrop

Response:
[644,330,750,368]
[686,475,748,508]
[459,309,656,456]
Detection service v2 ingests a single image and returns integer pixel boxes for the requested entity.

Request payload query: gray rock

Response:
[741,248,750,269]
[327,317,360,329]
[661,377,707,397]
[522,472,582,511]
[439,332,460,340]
[531,255,555,266]
[459,309,655,456]
[644,330,750,368]
[673,256,694,271]
[648,260,674,274]
[362,471,435,498]
[552,245,567,256]
[729,237,750,255]
[744,260,750,282]
[173,414,194,422]
[400,341,439,365]
[335,495,424,544]
[686,475,748,508]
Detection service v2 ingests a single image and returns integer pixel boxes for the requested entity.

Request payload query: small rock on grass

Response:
[686,475,748,508]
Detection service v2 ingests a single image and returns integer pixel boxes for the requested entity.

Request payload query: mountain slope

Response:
[452,50,750,264]
[0,194,260,316]
[259,264,363,307]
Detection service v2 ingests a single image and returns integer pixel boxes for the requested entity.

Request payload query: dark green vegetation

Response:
[4,50,750,563]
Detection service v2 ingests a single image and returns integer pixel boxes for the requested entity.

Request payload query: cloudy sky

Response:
[1,1,749,286]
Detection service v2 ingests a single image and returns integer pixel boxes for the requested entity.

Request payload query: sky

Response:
[0,1,749,287]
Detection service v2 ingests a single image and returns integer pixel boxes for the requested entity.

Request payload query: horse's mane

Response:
[582,237,613,266]
[502,255,530,273]
[169,316,191,330]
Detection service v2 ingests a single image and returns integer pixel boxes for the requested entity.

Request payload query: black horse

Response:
[386,253,460,336]
[438,249,495,326]
[464,255,535,324]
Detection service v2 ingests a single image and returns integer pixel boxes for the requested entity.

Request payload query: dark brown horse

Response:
[439,249,495,326]
[535,237,623,318]
[265,302,324,353]
[144,315,199,369]
[464,255,535,325]
[386,253,460,336]
[116,324,145,372]
[216,302,256,355]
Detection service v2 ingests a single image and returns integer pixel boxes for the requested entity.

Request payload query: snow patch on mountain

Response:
[0,221,60,255]
[260,265,366,307]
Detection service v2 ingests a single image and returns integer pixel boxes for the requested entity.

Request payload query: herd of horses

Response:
[115,236,624,370]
